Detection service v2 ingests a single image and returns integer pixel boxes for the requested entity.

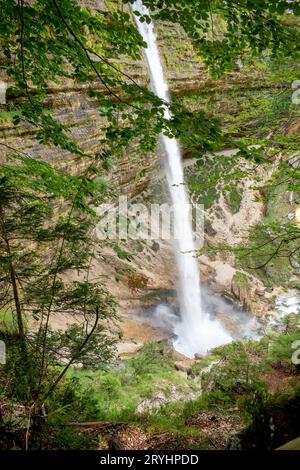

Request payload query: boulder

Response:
[174,360,193,374]
[194,353,204,361]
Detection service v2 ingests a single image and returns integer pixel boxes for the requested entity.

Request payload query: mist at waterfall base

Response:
[148,288,262,356]
[132,1,232,358]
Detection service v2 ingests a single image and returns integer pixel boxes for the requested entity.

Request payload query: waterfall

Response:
[132,1,232,357]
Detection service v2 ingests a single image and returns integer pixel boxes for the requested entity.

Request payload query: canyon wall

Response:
[1,1,299,351]
[0,0,290,198]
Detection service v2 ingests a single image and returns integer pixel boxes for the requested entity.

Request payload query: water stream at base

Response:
[132,1,232,357]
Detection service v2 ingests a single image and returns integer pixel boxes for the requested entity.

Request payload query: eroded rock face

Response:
[1,2,294,351]
[230,272,274,318]
[0,2,283,197]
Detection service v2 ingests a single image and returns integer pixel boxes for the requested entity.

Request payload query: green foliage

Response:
[136,0,300,77]
[0,310,19,336]
[184,389,234,417]
[66,342,193,423]
[185,153,249,210]
[170,106,223,157]
[226,90,297,143]
[235,197,300,288]
[0,0,151,152]
[239,386,300,449]
[47,375,101,423]
[0,153,118,418]
[51,427,98,450]
[268,331,300,371]
[204,341,268,399]
[224,186,243,214]
[1,0,300,451]
[129,342,172,376]
[0,0,225,159]
[233,271,250,289]
[0,0,298,160]
[40,321,118,370]
[267,314,300,372]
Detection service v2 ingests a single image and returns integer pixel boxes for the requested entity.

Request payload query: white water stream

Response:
[132,1,232,357]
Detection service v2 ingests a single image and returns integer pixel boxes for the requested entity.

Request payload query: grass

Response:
[51,427,98,450]
[232,271,250,289]
[56,321,300,448]
[0,111,20,124]
[67,342,198,423]
[0,310,18,335]
[1,322,297,450]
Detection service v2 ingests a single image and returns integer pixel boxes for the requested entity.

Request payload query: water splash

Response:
[132,1,232,357]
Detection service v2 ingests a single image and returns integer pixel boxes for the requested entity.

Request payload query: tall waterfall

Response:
[132,1,231,357]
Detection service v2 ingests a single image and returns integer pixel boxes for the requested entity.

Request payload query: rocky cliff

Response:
[0,1,292,197]
[1,0,299,353]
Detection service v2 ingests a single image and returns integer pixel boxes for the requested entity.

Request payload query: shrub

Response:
[238,386,300,449]
[51,427,98,450]
[203,340,268,398]
[267,313,300,373]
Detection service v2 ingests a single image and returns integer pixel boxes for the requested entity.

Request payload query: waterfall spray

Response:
[132,1,232,357]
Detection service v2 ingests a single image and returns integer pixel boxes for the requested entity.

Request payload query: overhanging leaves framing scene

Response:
[0,0,300,454]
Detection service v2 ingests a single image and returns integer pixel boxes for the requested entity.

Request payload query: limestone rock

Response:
[288,276,300,290]
[255,288,266,297]
[174,361,192,374]
[136,383,200,415]
[194,353,204,361]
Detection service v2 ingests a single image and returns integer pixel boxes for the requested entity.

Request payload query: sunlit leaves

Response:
[130,0,300,77]
[1,0,299,159]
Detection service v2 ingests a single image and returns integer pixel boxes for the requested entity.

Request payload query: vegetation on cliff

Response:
[0,0,300,450]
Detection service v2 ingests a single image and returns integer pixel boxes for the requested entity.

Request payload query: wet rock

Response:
[201,262,217,284]
[172,350,189,361]
[215,312,241,338]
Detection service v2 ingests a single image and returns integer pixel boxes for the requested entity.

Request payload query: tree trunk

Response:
[0,204,27,343]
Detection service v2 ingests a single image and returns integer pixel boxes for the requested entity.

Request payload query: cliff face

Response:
[1,1,298,352]
[0,1,288,198]
[0,0,202,197]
